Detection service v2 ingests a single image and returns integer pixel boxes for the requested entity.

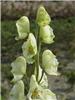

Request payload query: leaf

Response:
[27,75,57,100]
[36,6,51,26]
[22,33,37,64]
[16,16,30,40]
[40,25,55,44]
[42,50,59,76]
[9,80,25,100]
[11,56,26,82]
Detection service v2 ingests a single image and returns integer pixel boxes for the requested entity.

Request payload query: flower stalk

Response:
[9,6,59,100]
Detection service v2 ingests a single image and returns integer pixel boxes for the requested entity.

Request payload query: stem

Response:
[35,24,41,82]
[36,51,39,81]
[37,41,41,82]
[35,23,44,83]
[38,70,44,83]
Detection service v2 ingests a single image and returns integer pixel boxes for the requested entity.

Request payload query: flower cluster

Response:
[9,6,59,100]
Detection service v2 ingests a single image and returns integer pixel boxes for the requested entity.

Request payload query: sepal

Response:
[11,56,26,82]
[22,33,37,64]
[40,25,55,44]
[36,6,51,26]
[16,16,30,40]
[27,75,57,100]
[9,80,25,100]
[42,50,59,76]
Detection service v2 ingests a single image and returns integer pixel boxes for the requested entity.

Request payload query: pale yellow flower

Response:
[22,33,37,64]
[27,75,57,100]
[36,6,51,26]
[40,25,55,44]
[11,56,26,82]
[42,50,59,75]
[16,16,30,40]
[9,80,25,100]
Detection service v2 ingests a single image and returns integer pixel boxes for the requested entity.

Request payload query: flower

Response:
[11,56,26,82]
[35,65,48,88]
[36,6,51,26]
[16,16,30,40]
[42,50,59,75]
[22,33,37,64]
[27,75,57,100]
[40,25,55,44]
[9,80,25,100]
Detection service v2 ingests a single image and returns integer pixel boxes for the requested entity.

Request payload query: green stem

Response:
[35,24,41,82]
[35,23,44,83]
[37,41,41,82]
[36,51,39,81]
[38,70,44,83]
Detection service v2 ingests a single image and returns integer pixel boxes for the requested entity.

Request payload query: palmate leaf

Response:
[36,6,51,26]
[40,25,55,44]
[11,56,26,82]
[22,33,37,64]
[27,75,57,100]
[42,50,59,76]
[9,80,25,100]
[16,16,30,40]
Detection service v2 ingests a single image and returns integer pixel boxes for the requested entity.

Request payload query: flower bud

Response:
[36,6,51,26]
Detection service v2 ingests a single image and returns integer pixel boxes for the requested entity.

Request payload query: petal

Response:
[39,89,57,100]
[9,80,25,100]
[29,75,38,93]
[40,25,55,44]
[22,33,37,64]
[16,16,30,40]
[42,50,59,75]
[11,56,26,82]
[39,73,48,88]
[36,6,51,26]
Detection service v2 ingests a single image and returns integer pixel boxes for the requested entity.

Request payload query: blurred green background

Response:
[1,1,75,100]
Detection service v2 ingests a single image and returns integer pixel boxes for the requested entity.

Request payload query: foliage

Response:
[7,6,59,100]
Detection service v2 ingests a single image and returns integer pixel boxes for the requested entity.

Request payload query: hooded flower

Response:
[16,16,30,40]
[27,75,57,100]
[11,56,26,82]
[42,50,59,75]
[40,25,55,44]
[22,33,37,64]
[36,6,51,26]
[9,80,25,100]
[35,65,48,88]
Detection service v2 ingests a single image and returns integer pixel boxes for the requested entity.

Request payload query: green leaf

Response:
[22,33,37,64]
[42,50,59,75]
[9,80,25,100]
[36,6,51,26]
[16,16,30,40]
[40,25,55,44]
[27,75,57,100]
[11,56,26,82]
